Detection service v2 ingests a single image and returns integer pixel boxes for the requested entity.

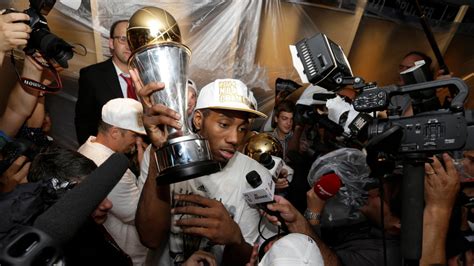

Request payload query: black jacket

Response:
[74,59,124,145]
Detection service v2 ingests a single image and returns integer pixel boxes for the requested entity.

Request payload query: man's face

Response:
[116,129,138,153]
[109,22,131,66]
[194,109,250,164]
[187,87,197,116]
[275,111,293,135]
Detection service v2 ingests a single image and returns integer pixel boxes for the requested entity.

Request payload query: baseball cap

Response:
[259,233,324,266]
[101,98,146,135]
[195,79,267,118]
[187,79,198,94]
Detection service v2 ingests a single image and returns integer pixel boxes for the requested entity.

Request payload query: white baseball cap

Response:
[195,79,267,118]
[187,79,198,94]
[101,98,146,135]
[259,233,324,266]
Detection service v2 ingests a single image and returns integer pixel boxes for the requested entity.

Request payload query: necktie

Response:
[120,73,138,100]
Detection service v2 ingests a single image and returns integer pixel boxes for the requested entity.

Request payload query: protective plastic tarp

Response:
[307,148,376,227]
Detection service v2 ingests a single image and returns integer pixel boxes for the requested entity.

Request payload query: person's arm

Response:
[25,96,45,128]
[266,195,341,266]
[131,68,181,248]
[0,12,31,65]
[0,55,43,137]
[420,153,460,265]
[135,146,171,248]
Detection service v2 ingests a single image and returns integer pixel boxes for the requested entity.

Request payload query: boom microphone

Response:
[0,153,129,265]
[33,153,129,244]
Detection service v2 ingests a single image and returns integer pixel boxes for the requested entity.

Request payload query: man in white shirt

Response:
[132,77,275,265]
[78,98,148,265]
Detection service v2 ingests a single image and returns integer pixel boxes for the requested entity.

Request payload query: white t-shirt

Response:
[141,146,273,266]
[78,136,148,265]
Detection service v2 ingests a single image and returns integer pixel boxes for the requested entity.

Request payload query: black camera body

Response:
[5,0,73,68]
[0,138,38,176]
[294,33,473,156]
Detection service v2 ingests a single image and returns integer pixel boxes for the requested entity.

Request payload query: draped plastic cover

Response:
[307,148,377,227]
[55,0,318,92]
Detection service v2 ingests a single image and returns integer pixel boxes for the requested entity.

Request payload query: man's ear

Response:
[108,37,114,51]
[109,127,120,140]
[193,110,203,131]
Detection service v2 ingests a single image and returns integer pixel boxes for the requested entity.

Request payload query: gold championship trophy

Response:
[127,7,220,184]
[243,133,283,161]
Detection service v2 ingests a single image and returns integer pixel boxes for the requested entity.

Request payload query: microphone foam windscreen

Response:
[313,172,342,200]
[33,153,129,244]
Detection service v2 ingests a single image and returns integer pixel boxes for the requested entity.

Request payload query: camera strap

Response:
[10,52,62,94]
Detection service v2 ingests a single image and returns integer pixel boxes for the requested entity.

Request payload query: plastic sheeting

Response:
[53,0,319,92]
[307,148,377,227]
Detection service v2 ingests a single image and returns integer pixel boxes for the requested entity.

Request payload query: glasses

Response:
[113,36,128,44]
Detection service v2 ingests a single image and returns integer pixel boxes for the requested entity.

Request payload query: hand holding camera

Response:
[0,12,31,52]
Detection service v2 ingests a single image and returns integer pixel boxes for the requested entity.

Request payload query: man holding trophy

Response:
[125,7,273,265]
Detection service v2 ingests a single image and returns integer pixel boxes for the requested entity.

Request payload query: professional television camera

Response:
[4,0,76,93]
[291,32,474,262]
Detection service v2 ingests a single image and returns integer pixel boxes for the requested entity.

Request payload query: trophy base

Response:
[155,134,221,185]
[156,160,221,185]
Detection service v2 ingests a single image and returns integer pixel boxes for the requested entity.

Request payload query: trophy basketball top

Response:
[243,133,283,162]
[126,6,190,56]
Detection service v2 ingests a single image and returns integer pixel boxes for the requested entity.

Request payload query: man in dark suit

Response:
[75,20,136,145]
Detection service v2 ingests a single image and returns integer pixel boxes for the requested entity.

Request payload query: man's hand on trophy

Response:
[172,194,245,246]
[130,69,182,148]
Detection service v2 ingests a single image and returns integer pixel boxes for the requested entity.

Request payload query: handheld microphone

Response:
[0,153,129,265]
[244,170,288,232]
[259,153,283,181]
[313,172,342,200]
[258,153,294,183]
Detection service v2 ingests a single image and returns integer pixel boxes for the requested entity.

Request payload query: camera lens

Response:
[35,30,73,68]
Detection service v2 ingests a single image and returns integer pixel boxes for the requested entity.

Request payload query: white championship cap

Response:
[101,98,146,135]
[195,79,267,118]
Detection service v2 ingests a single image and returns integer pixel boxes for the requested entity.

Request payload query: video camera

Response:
[291,32,474,262]
[5,0,74,69]
[292,33,474,156]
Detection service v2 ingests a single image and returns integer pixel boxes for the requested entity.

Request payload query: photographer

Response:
[0,11,31,65]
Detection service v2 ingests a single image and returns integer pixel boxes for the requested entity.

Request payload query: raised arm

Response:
[266,195,341,266]
[0,55,43,137]
[131,69,181,248]
[421,153,460,265]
